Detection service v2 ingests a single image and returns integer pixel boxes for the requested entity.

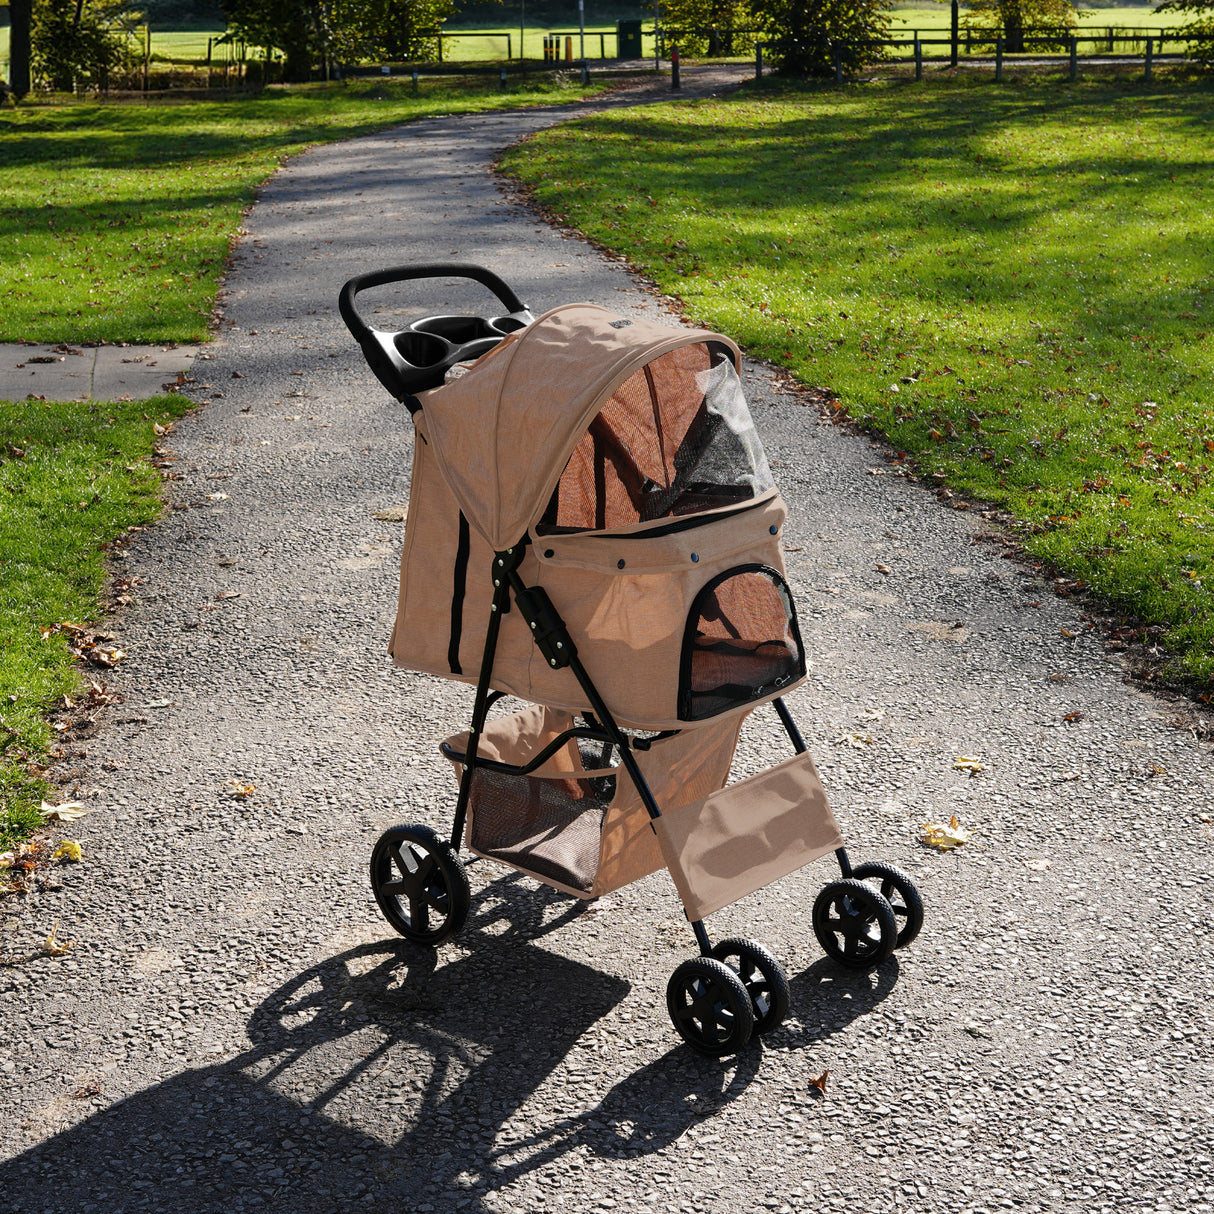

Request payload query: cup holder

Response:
[489,316,529,335]
[412,315,499,343]
[393,329,449,367]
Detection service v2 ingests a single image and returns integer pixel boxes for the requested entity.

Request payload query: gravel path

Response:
[2,67,1213,1214]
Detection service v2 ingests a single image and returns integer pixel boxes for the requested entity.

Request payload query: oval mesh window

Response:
[679,565,805,721]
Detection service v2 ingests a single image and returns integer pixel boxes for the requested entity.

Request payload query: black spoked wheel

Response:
[666,957,755,1057]
[849,861,924,950]
[709,937,791,1035]
[812,878,898,969]
[370,824,470,947]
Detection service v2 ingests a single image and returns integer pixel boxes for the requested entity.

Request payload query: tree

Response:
[658,0,757,57]
[30,0,136,92]
[749,0,893,75]
[1154,0,1214,66]
[221,0,456,80]
[8,0,34,98]
[963,0,1080,53]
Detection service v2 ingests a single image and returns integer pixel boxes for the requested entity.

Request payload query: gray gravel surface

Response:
[2,67,1213,1214]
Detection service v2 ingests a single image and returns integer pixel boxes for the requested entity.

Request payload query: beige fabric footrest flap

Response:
[653,750,843,921]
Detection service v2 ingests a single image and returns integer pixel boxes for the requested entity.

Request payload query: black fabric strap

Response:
[448,512,471,674]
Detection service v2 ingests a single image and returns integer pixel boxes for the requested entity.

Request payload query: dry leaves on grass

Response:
[922,815,973,850]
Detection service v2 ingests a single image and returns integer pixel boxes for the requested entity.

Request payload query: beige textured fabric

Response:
[417,304,742,551]
[391,465,799,728]
[652,751,843,921]
[443,707,743,899]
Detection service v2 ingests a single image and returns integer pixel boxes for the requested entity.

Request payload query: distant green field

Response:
[0,7,1195,74]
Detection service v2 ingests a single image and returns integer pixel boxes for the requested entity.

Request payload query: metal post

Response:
[950,0,959,67]
[507,32,512,59]
[579,0,585,67]
[1069,35,1077,79]
[915,37,922,79]
[756,42,763,78]
[500,65,508,89]
[671,44,680,88]
[412,67,419,93]
[1144,36,1153,80]
[520,0,525,60]
[995,35,1003,81]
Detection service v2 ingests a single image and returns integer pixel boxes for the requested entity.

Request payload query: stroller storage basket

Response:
[444,704,743,901]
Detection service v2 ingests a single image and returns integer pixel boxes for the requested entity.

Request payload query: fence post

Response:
[951,0,959,67]
[1144,36,1153,80]
[756,43,763,78]
[507,33,512,59]
[1069,35,1077,79]
[995,36,1003,81]
[915,37,923,79]
[412,67,419,93]
[671,45,680,88]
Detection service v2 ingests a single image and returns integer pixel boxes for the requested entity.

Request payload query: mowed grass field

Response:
[501,76,1214,685]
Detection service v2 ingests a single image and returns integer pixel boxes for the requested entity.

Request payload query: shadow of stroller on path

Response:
[0,875,780,1213]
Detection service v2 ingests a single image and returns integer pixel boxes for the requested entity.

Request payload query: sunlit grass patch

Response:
[502,75,1214,686]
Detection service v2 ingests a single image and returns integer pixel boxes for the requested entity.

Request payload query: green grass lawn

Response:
[0,395,191,849]
[0,75,603,345]
[501,74,1214,687]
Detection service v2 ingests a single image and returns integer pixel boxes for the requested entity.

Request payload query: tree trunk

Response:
[9,0,33,98]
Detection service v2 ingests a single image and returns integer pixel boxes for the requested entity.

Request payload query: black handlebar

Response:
[339,263,533,405]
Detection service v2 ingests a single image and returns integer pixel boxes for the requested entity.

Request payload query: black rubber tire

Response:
[812,878,898,969]
[709,936,791,1035]
[369,823,470,947]
[666,956,755,1056]
[849,861,924,950]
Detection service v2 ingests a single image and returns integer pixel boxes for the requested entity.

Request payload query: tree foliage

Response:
[749,0,894,75]
[659,0,757,57]
[1154,0,1214,66]
[963,0,1080,52]
[30,0,136,92]
[221,0,456,79]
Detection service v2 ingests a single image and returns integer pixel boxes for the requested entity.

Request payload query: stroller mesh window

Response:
[468,769,612,893]
[679,565,805,721]
[539,343,775,533]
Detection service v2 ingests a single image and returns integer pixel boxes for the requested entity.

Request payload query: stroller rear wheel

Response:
[848,862,923,950]
[667,957,755,1056]
[709,937,790,1035]
[812,878,897,969]
[370,824,471,946]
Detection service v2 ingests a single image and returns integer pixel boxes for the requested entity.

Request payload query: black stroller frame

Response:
[344,265,924,1057]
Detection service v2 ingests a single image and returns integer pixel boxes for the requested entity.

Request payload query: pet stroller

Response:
[340,264,923,1056]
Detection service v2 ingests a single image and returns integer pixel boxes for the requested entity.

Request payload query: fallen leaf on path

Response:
[1062,711,1084,723]
[809,1068,829,1093]
[42,921,71,957]
[52,841,83,863]
[835,732,874,747]
[224,780,257,800]
[1023,857,1051,871]
[875,563,892,575]
[922,815,973,850]
[953,756,986,773]
[372,507,408,522]
[39,801,93,822]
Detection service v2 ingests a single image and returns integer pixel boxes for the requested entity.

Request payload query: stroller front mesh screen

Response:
[539,344,774,533]
[680,565,805,721]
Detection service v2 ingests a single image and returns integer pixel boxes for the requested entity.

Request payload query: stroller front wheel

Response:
[708,937,790,1035]
[848,862,924,950]
[370,823,471,946]
[812,878,898,969]
[666,956,755,1057]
